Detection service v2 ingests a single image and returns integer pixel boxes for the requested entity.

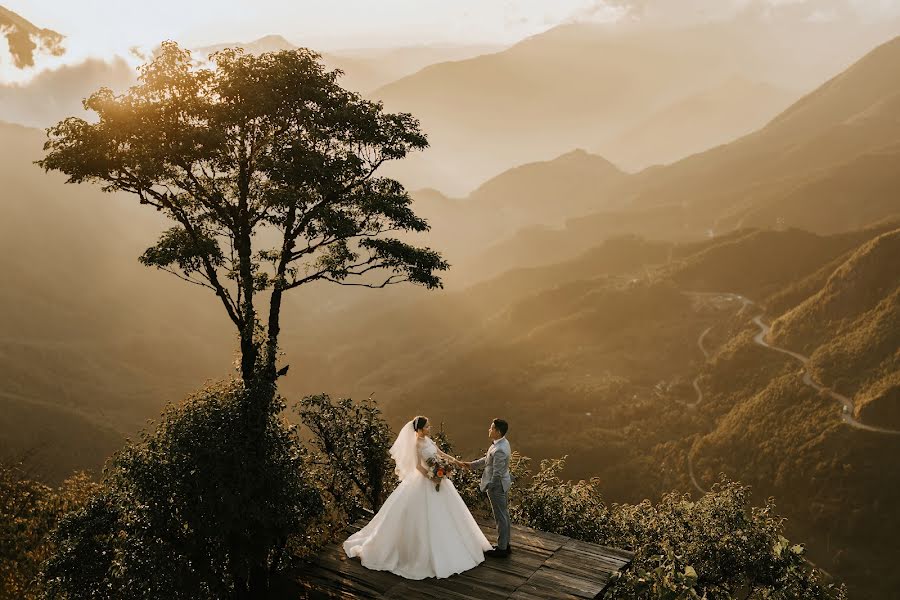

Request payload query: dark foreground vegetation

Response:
[2,388,845,600]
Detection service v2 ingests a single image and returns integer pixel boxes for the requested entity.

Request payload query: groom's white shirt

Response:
[470,436,512,493]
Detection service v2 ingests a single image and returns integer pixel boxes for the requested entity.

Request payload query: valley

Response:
[2,5,899,596]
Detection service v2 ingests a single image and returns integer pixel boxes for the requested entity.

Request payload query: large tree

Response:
[38,41,447,403]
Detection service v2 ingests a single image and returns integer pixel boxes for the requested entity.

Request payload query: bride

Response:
[343,416,492,579]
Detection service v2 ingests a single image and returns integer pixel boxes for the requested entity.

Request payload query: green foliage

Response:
[41,379,323,600]
[294,393,395,515]
[138,226,225,274]
[36,41,446,345]
[37,40,448,391]
[512,458,846,600]
[0,463,98,600]
[511,457,609,542]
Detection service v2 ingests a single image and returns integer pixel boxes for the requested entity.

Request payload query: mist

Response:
[2,2,900,597]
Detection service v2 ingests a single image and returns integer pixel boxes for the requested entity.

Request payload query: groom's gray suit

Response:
[470,436,511,551]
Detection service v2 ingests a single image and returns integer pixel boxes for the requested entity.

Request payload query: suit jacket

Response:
[470,437,511,493]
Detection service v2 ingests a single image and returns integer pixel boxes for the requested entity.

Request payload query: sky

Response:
[11,0,898,55]
[2,0,899,83]
[4,0,623,53]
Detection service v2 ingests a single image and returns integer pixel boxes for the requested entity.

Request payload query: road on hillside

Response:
[686,326,714,412]
[749,314,900,434]
[685,291,899,495]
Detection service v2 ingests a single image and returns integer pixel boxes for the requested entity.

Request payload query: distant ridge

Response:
[472,35,900,280]
[371,20,900,194]
[0,5,65,68]
[767,35,900,138]
[408,149,628,283]
[194,34,297,57]
[193,35,501,95]
[599,77,797,170]
[469,149,626,216]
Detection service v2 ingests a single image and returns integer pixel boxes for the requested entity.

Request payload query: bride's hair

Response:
[412,416,428,431]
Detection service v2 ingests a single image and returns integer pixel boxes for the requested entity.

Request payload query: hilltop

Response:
[0,5,64,69]
[471,36,900,279]
[373,19,898,193]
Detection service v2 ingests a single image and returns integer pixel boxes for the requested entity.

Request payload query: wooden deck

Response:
[278,518,633,599]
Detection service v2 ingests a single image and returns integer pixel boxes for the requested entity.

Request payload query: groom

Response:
[463,418,512,558]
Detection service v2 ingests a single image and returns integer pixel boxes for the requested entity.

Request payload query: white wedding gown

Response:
[343,433,492,579]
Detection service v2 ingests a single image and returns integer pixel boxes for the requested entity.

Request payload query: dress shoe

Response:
[485,546,510,558]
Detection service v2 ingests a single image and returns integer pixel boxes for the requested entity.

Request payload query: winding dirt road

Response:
[749,315,900,435]
[686,292,899,495]
[686,327,713,412]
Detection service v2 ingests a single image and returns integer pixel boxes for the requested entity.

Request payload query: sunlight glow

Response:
[0,0,628,83]
[2,0,898,84]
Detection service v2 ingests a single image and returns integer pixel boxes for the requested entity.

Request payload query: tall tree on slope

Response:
[38,41,447,409]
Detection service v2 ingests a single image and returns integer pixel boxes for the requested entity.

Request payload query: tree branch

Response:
[156,266,218,290]
[322,275,408,288]
[146,187,244,329]
[174,159,236,228]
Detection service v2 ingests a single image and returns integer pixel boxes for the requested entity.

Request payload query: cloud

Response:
[584,0,899,23]
[0,56,135,128]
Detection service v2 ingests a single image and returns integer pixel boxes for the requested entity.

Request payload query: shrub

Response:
[0,463,97,599]
[294,393,395,518]
[512,458,846,600]
[511,456,609,542]
[41,379,323,600]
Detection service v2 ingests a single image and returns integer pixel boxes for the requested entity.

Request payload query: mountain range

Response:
[468,33,900,282]
[0,13,498,128]
[2,11,900,598]
[194,34,502,95]
[373,17,900,193]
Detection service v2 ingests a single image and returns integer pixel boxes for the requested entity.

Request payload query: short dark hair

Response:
[492,418,508,436]
[413,416,428,431]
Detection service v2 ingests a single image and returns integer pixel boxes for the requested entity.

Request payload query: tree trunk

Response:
[236,148,258,389]
[247,561,270,599]
[263,204,297,385]
[264,284,285,383]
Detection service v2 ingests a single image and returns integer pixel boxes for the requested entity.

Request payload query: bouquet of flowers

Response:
[425,456,455,491]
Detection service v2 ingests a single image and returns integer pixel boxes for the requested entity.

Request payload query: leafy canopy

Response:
[37,42,448,338]
[41,380,324,600]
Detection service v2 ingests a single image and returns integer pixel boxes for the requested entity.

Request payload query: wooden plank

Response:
[544,549,631,579]
[292,516,631,600]
[294,565,391,598]
[520,565,609,599]
[474,554,544,579]
[450,563,529,590]
[562,538,634,562]
[291,568,384,599]
[401,575,510,600]
[510,530,569,553]
[294,548,399,596]
[381,582,484,600]
[508,587,585,600]
[478,519,570,554]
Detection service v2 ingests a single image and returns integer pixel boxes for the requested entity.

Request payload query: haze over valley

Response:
[2,1,900,597]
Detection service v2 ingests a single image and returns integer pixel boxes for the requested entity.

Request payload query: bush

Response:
[0,463,97,599]
[511,456,608,542]
[512,458,846,600]
[41,379,323,600]
[294,393,396,518]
